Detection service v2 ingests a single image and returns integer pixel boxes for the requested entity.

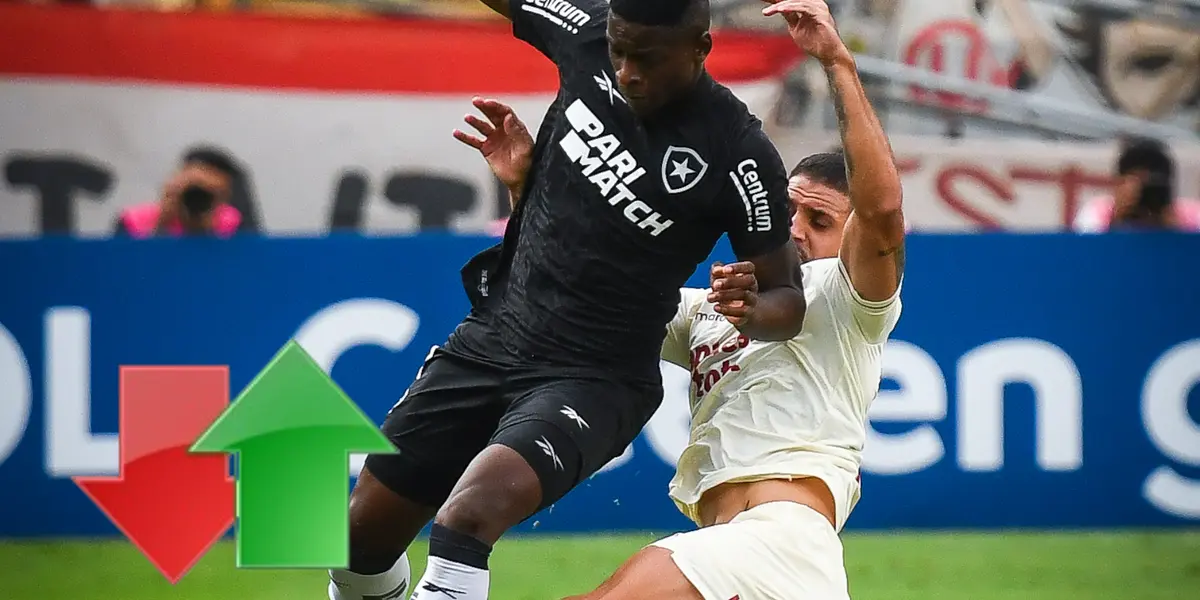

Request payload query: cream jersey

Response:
[661,256,902,531]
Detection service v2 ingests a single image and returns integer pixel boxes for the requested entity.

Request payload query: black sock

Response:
[427,523,492,570]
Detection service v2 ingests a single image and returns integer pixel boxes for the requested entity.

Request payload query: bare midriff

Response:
[695,476,837,529]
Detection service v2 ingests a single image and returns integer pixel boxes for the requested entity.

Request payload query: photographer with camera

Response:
[113,147,243,238]
[1074,137,1200,233]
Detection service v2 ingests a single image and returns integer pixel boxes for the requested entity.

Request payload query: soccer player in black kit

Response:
[327,0,806,599]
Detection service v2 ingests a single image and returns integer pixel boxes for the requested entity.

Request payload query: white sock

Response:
[328,552,411,600]
[409,556,490,600]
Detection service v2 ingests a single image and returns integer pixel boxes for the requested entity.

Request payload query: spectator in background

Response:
[114,146,243,238]
[1074,137,1200,233]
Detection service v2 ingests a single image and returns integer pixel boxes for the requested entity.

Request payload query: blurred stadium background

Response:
[1,0,1198,599]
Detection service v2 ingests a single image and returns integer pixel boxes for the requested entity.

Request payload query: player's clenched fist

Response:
[709,261,759,327]
[762,0,852,67]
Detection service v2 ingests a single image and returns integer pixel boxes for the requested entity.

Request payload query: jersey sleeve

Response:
[830,256,903,344]
[661,288,705,369]
[719,126,793,259]
[509,0,608,63]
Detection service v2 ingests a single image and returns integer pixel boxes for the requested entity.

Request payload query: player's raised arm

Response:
[717,126,806,342]
[765,0,904,301]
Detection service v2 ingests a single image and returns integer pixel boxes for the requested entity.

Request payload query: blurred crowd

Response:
[3,0,1199,237]
[124,135,1200,239]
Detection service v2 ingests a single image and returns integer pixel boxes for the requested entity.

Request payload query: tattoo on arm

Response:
[826,70,854,177]
[879,243,905,280]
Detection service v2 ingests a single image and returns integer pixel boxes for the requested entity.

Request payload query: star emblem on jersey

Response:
[560,405,590,429]
[661,146,708,194]
[594,72,626,105]
[536,436,564,471]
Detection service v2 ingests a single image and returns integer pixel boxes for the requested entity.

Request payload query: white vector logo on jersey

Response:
[520,0,590,34]
[559,98,674,236]
[730,159,772,232]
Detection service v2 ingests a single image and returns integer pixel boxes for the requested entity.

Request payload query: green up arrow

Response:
[190,340,396,569]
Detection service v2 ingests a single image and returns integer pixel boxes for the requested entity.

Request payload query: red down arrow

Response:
[74,366,236,583]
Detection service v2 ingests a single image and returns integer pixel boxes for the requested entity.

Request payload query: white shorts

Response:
[651,501,850,600]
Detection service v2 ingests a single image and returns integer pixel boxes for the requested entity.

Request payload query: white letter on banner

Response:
[957,339,1082,472]
[293,299,420,478]
[1142,339,1200,520]
[0,321,32,468]
[863,341,947,475]
[46,307,119,477]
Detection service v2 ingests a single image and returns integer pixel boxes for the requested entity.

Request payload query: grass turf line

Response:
[1,530,1197,599]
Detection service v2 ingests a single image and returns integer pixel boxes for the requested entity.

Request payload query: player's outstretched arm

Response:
[766,0,904,302]
[453,96,535,210]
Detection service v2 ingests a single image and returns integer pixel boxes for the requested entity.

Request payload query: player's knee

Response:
[435,445,543,542]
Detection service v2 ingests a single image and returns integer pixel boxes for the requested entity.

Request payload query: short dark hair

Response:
[790,150,849,195]
[181,146,240,181]
[1116,137,1174,179]
[610,0,710,30]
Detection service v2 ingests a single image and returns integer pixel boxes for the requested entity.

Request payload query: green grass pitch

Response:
[2,530,1198,599]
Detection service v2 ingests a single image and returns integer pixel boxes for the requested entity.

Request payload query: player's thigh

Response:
[565,546,704,600]
[362,348,507,509]
[653,503,852,600]
[491,375,662,508]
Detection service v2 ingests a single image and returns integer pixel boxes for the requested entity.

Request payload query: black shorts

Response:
[363,347,662,511]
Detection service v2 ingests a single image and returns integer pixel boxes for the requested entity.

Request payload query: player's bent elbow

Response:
[855,203,905,239]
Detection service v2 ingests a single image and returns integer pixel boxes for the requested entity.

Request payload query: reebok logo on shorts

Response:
[560,405,590,429]
[536,436,564,470]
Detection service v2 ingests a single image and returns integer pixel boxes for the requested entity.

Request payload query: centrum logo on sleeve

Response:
[521,0,591,34]
[559,99,674,237]
[730,159,772,232]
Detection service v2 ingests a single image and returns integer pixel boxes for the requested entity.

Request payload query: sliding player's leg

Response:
[561,546,705,600]
[567,501,851,600]
[329,349,507,600]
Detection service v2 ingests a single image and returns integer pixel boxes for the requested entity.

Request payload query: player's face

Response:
[607,15,711,118]
[788,175,850,263]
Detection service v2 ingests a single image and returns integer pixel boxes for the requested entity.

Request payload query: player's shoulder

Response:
[690,77,765,148]
[694,80,785,178]
[512,0,610,47]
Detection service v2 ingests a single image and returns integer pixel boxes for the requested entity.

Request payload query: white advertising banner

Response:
[0,4,797,238]
[2,5,1197,237]
[0,79,782,238]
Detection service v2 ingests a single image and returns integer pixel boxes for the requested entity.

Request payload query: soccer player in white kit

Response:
[454,2,902,597]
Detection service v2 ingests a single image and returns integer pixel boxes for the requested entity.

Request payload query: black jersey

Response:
[449,0,792,381]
